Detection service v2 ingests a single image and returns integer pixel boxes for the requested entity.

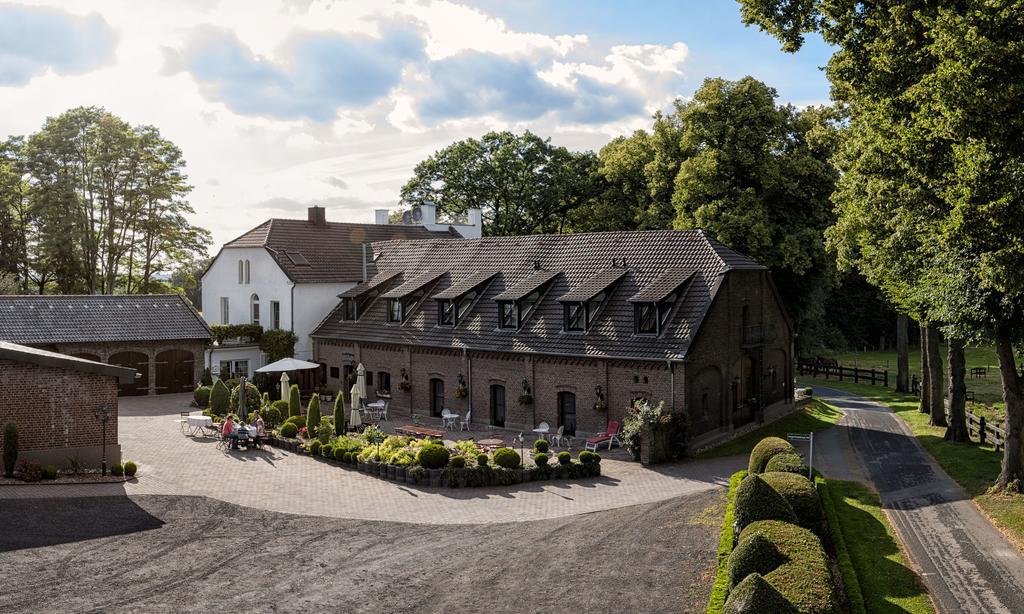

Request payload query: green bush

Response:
[534,452,549,466]
[748,437,796,474]
[733,474,798,530]
[533,439,550,453]
[761,472,823,530]
[723,572,797,614]
[271,399,290,415]
[738,520,837,613]
[210,380,230,415]
[229,382,261,413]
[263,406,283,428]
[764,452,808,476]
[333,446,346,462]
[321,444,335,459]
[476,453,489,467]
[193,386,211,407]
[284,415,306,430]
[3,422,18,477]
[334,392,345,436]
[492,447,521,469]
[578,450,601,464]
[309,440,322,455]
[557,451,571,465]
[111,463,124,477]
[280,422,299,438]
[417,444,450,469]
[449,455,466,469]
[288,384,301,417]
[307,394,322,434]
[803,387,813,396]
[708,471,747,613]
[40,464,58,480]
[123,461,137,477]
[727,532,784,589]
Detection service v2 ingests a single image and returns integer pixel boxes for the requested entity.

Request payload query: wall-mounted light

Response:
[400,368,408,381]
[457,373,466,387]
[594,384,604,401]
[522,379,531,394]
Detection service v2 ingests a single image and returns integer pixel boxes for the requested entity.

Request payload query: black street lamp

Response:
[94,405,112,476]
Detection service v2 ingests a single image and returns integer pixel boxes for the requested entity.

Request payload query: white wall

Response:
[293,282,355,360]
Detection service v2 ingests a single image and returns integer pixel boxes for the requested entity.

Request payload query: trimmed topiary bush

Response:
[476,453,489,467]
[3,422,18,477]
[271,399,290,415]
[493,447,521,469]
[533,452,549,466]
[533,439,550,453]
[40,465,58,480]
[557,451,571,465]
[723,572,797,614]
[284,415,306,430]
[334,392,345,436]
[306,394,321,435]
[193,386,211,407]
[229,382,261,413]
[578,450,601,464]
[748,437,797,474]
[737,520,836,613]
[764,452,808,476]
[334,446,347,462]
[760,471,823,530]
[733,474,798,530]
[320,444,335,459]
[728,532,785,589]
[111,463,124,477]
[263,406,282,428]
[449,455,466,469]
[123,461,137,477]
[309,440,322,455]
[417,444,450,469]
[210,380,230,415]
[288,384,301,418]
[280,422,299,438]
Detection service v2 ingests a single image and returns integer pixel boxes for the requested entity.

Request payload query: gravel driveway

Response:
[0,492,721,613]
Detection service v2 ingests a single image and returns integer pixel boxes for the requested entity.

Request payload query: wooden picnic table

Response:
[970,366,988,378]
[394,425,446,438]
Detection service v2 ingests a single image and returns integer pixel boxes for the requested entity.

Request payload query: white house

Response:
[200,204,480,381]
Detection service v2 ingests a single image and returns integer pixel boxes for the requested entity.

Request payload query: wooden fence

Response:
[966,411,1006,451]
[797,362,889,387]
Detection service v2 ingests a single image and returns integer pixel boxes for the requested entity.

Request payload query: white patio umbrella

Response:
[349,383,362,431]
[355,363,367,401]
[279,372,290,402]
[255,357,321,373]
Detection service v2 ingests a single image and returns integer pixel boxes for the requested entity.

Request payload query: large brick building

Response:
[0,341,133,467]
[0,294,211,396]
[312,230,794,446]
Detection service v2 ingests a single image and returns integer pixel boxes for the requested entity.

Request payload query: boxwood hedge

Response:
[723,572,797,614]
[737,520,838,614]
[764,452,808,476]
[733,473,798,530]
[760,471,824,531]
[747,437,796,474]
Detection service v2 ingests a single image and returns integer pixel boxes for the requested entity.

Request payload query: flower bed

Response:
[266,426,601,488]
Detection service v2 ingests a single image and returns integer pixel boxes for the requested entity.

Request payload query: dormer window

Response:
[437,299,455,326]
[564,302,585,332]
[634,302,661,335]
[387,298,403,323]
[558,268,625,333]
[498,301,516,329]
[342,298,357,321]
[337,270,401,323]
[629,269,694,336]
[379,270,445,325]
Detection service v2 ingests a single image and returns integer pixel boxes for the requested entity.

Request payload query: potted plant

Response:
[453,386,468,399]
[398,381,412,392]
[593,400,608,412]
[518,393,533,406]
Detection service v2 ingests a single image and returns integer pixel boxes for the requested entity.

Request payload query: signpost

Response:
[786,432,814,481]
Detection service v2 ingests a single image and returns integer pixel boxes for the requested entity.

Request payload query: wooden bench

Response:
[394,425,446,439]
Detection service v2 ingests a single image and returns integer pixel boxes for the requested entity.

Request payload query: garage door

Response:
[109,351,149,396]
[155,349,195,394]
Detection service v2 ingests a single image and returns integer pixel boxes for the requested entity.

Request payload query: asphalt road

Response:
[0,492,721,613]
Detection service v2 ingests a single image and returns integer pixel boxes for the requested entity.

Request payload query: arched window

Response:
[251,293,260,325]
[244,260,251,284]
[238,260,244,284]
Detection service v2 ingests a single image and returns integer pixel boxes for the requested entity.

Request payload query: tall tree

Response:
[896,314,910,393]
[739,0,1024,490]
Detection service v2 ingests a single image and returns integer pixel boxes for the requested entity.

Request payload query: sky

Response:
[0,0,833,248]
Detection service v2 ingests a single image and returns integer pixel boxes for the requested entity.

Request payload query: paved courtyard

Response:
[0,394,741,524]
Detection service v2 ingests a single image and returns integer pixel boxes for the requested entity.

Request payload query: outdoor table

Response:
[442,412,459,430]
[186,415,213,436]
[532,427,550,440]
[366,401,386,409]
[395,425,446,438]
[477,438,503,452]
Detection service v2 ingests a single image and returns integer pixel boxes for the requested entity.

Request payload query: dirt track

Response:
[0,492,721,613]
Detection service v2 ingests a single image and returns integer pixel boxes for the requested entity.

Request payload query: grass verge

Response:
[698,398,843,459]
[817,478,866,614]
[705,470,746,614]
[798,377,1024,553]
[823,479,933,614]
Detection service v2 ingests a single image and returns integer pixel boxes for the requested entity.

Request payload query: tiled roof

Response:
[559,268,628,302]
[338,270,402,299]
[0,294,211,344]
[629,269,695,303]
[380,271,446,299]
[221,219,454,283]
[492,269,561,301]
[432,271,498,300]
[312,229,765,360]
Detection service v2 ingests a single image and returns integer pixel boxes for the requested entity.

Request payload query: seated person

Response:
[252,412,266,447]
[222,415,235,437]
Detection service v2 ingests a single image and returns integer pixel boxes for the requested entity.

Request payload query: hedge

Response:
[764,452,808,476]
[733,473,798,530]
[727,532,784,590]
[707,470,747,614]
[737,520,838,614]
[747,437,796,474]
[723,572,796,614]
[760,471,823,531]
[817,478,867,614]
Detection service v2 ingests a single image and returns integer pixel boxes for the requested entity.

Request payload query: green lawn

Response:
[799,377,1024,553]
[824,479,934,614]
[698,398,843,459]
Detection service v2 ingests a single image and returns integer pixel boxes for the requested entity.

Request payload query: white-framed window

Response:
[237,260,243,284]
[220,297,230,324]
[244,260,251,284]
[250,293,260,325]
[219,359,250,379]
[271,300,280,329]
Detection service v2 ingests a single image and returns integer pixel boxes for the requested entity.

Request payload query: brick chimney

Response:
[374,209,389,225]
[307,206,326,226]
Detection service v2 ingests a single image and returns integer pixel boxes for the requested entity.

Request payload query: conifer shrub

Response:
[288,384,301,417]
[210,380,230,415]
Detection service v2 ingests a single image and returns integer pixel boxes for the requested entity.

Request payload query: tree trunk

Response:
[994,336,1024,491]
[944,338,968,442]
[919,323,930,413]
[896,314,909,393]
[926,326,946,427]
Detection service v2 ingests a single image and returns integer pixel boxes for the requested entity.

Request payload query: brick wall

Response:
[48,340,206,395]
[0,359,120,467]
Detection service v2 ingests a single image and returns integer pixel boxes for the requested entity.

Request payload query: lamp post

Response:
[94,405,112,476]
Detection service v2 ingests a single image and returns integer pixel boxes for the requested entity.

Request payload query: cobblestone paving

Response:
[0,394,742,524]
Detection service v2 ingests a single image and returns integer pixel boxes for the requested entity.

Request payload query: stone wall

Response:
[0,358,121,468]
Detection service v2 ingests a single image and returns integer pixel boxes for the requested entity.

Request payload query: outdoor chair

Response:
[460,410,471,431]
[550,425,566,447]
[380,401,389,422]
[216,432,230,450]
[585,420,621,451]
[178,411,190,433]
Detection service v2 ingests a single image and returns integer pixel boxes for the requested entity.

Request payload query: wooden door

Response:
[558,391,577,436]
[430,378,445,417]
[490,384,506,427]
[155,349,195,394]
[110,351,149,396]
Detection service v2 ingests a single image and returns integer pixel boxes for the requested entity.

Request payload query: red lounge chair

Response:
[585,420,621,451]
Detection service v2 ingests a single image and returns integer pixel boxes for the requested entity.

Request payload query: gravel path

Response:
[814,386,1024,614]
[0,493,721,614]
